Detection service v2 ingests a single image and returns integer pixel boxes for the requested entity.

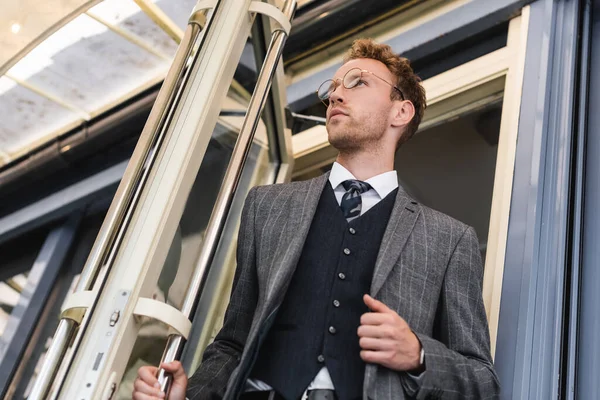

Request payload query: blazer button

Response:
[328,326,337,335]
[333,300,340,307]
[317,354,325,363]
[338,273,346,280]
[343,248,351,255]
[349,227,356,234]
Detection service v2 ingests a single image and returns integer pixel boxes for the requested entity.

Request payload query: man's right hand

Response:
[133,361,188,400]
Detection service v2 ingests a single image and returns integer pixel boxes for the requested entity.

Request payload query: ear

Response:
[390,100,415,129]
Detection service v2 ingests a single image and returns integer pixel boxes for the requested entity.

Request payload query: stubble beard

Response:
[327,111,388,153]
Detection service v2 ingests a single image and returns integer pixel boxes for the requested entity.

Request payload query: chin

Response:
[327,131,344,149]
[329,133,358,151]
[326,124,341,139]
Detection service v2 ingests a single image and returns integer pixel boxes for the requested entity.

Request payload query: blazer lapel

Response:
[369,188,421,298]
[265,173,330,308]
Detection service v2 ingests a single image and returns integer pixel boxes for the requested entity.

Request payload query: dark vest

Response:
[250,183,397,400]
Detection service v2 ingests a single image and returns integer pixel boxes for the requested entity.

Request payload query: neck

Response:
[335,150,395,181]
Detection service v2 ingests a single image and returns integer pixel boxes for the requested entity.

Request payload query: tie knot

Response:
[341,179,372,194]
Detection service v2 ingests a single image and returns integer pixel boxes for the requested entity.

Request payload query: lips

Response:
[328,108,348,119]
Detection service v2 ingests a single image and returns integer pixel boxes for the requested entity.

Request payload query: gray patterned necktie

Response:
[340,179,373,220]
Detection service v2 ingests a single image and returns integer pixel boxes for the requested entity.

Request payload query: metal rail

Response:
[27,5,215,399]
[156,0,297,395]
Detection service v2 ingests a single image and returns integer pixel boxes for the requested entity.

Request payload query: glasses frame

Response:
[316,67,406,107]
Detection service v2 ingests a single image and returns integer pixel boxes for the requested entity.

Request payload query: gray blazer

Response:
[187,173,500,400]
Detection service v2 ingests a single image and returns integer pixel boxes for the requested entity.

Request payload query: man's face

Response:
[325,58,397,152]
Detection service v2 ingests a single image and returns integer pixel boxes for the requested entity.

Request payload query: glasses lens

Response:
[317,80,335,101]
[343,69,362,89]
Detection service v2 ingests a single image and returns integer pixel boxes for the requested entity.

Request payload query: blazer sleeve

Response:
[186,187,259,400]
[402,226,501,399]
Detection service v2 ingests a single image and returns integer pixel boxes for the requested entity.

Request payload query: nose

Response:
[329,80,345,105]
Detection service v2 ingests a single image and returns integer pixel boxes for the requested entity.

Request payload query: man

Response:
[133,38,500,400]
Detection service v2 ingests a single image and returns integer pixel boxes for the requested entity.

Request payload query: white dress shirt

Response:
[246,163,399,395]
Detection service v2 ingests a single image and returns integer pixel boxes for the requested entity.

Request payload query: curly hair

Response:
[343,38,427,147]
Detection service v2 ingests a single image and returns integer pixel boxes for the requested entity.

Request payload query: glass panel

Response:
[7,13,169,115]
[1,114,271,399]
[6,215,103,399]
[0,0,96,69]
[88,0,179,59]
[155,0,200,30]
[1,0,192,167]
[0,76,81,157]
[3,17,279,399]
[116,95,274,400]
[0,226,49,341]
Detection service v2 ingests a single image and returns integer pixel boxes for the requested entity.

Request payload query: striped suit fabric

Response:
[187,173,500,400]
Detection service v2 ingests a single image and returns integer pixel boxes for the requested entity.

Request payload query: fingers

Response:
[138,366,159,386]
[357,324,387,338]
[159,361,188,400]
[363,294,391,313]
[359,337,394,351]
[161,361,183,374]
[133,366,164,400]
[360,312,391,326]
[133,378,164,399]
[161,361,188,385]
[360,349,393,365]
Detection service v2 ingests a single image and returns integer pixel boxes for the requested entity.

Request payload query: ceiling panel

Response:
[0,76,81,157]
[8,13,168,115]
[0,0,308,169]
[0,0,185,167]
[89,0,178,58]
[154,0,199,30]
[0,0,101,75]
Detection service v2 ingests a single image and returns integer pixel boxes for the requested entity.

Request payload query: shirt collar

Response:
[329,162,399,199]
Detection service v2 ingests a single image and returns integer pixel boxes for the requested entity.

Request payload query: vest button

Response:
[338,272,346,280]
[343,248,351,255]
[349,227,356,234]
[317,354,325,363]
[333,300,340,307]
[328,326,337,334]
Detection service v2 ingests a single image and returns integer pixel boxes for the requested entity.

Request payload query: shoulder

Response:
[250,175,326,201]
[409,201,481,263]
[411,198,475,241]
[252,178,314,194]
[240,176,326,218]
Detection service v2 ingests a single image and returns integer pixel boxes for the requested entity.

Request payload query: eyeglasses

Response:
[316,67,405,106]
